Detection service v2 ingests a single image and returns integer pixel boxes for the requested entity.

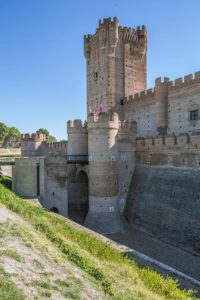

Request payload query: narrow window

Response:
[190,110,198,121]
[94,71,98,81]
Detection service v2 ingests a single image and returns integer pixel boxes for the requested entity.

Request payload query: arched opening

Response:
[68,170,89,224]
[49,207,60,214]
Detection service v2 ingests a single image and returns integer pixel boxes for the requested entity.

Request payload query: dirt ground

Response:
[0,206,104,300]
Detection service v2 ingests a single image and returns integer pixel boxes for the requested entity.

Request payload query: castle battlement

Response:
[155,77,170,85]
[98,17,118,28]
[46,142,67,149]
[124,88,155,104]
[67,119,87,134]
[136,132,200,151]
[84,17,147,59]
[21,133,45,142]
[118,25,146,42]
[87,112,119,129]
[168,71,200,90]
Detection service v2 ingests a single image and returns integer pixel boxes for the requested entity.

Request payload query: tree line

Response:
[0,122,57,148]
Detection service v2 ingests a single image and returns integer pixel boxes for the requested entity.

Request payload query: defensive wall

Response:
[124,71,200,137]
[124,131,200,254]
[21,133,68,157]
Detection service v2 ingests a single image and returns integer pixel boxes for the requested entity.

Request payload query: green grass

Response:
[0,176,12,190]
[0,181,198,300]
[0,265,25,300]
[30,278,82,299]
[1,249,24,262]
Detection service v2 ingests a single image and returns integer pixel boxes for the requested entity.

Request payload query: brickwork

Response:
[84,17,147,119]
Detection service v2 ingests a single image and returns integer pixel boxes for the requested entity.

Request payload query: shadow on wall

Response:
[68,170,89,224]
[49,206,60,214]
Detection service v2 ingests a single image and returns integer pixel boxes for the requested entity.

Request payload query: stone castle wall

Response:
[42,156,68,216]
[125,165,200,254]
[168,72,200,135]
[124,131,200,253]
[12,157,45,198]
[21,133,68,157]
[135,132,200,167]
[124,71,200,137]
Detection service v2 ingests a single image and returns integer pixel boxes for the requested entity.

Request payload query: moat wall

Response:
[124,164,200,254]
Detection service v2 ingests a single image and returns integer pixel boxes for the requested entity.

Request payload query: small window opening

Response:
[190,110,198,121]
[94,72,98,80]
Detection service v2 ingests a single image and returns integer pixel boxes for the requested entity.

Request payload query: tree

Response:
[0,123,21,148]
[48,135,57,143]
[36,128,49,140]
[3,127,21,148]
[0,123,9,146]
[36,128,57,142]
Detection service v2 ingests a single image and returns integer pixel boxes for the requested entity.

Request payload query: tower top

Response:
[84,17,147,60]
[84,17,147,118]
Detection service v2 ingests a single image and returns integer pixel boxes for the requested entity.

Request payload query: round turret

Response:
[67,119,88,156]
[84,112,125,234]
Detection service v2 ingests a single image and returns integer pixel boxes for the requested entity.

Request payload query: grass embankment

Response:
[0,265,24,300]
[0,176,12,190]
[0,177,198,300]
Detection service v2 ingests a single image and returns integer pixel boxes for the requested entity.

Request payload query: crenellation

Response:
[87,112,119,130]
[135,132,200,152]
[184,74,194,82]
[46,141,67,149]
[21,133,45,142]
[67,120,87,133]
[147,88,155,95]
[168,70,200,90]
[195,71,200,79]
[124,88,155,103]
[98,17,118,28]
[155,77,170,85]
[175,77,184,86]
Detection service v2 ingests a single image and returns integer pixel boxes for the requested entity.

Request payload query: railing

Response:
[67,155,88,164]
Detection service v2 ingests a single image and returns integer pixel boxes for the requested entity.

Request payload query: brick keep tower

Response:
[84,17,147,119]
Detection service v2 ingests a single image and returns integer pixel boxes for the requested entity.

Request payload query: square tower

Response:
[84,17,147,119]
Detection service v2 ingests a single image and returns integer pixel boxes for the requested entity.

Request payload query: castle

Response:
[13,18,200,251]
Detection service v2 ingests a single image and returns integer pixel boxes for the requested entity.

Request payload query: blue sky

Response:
[0,0,200,140]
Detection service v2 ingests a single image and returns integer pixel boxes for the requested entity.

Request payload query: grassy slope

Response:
[0,265,24,300]
[0,178,198,300]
